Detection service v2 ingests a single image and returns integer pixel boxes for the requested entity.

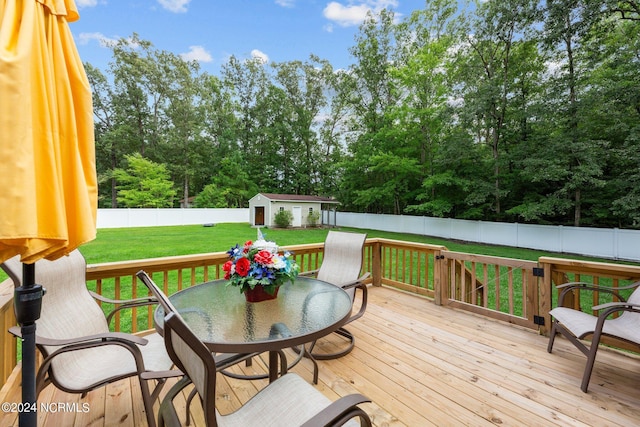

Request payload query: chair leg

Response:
[549,319,602,393]
[311,327,356,360]
[159,377,191,427]
[297,344,319,384]
[581,330,603,393]
[185,387,197,426]
[220,350,291,381]
[139,376,158,427]
[547,321,558,353]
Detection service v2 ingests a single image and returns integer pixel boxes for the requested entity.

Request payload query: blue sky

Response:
[71,0,423,75]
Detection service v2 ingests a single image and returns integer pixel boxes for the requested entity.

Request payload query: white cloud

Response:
[275,0,295,7]
[251,49,269,63]
[180,45,213,63]
[77,32,119,48]
[323,0,398,28]
[76,0,98,7]
[323,2,370,27]
[157,0,190,13]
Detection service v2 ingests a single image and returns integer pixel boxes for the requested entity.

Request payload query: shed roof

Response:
[257,193,340,204]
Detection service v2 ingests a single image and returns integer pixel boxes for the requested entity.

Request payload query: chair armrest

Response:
[90,291,157,306]
[556,281,639,306]
[341,273,371,290]
[300,393,372,427]
[8,326,148,346]
[90,290,159,326]
[299,269,319,277]
[556,281,640,292]
[141,369,184,380]
[592,301,640,312]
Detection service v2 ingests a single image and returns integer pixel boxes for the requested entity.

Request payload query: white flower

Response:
[272,255,287,270]
[252,239,278,253]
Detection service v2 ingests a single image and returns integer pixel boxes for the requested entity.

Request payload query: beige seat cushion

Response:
[218,373,360,427]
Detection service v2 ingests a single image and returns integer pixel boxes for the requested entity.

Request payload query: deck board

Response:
[1,285,639,426]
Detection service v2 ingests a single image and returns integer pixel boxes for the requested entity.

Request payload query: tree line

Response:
[87,0,640,228]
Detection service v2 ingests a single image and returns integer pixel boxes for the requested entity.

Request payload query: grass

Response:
[81,222,578,264]
[80,223,334,263]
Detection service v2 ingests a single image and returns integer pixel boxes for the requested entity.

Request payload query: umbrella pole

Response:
[15,263,44,427]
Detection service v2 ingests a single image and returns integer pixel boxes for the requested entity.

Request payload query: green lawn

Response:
[80,222,577,264]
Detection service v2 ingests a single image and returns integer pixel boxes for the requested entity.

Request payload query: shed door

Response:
[292,206,302,227]
[255,207,265,226]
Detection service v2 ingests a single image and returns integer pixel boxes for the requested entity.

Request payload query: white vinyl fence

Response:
[97,208,249,229]
[96,209,640,262]
[331,212,640,262]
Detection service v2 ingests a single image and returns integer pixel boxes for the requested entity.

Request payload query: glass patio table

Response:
[154,276,352,382]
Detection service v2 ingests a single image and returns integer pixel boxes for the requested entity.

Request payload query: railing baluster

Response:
[508,267,514,315]
[114,276,121,331]
[483,264,489,308]
[494,265,500,312]
[131,275,138,333]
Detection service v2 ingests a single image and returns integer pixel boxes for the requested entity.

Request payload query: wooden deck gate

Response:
[438,251,542,330]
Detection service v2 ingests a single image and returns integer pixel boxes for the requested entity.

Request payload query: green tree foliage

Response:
[193,185,227,208]
[194,153,257,208]
[113,153,177,207]
[86,3,640,228]
[338,9,404,214]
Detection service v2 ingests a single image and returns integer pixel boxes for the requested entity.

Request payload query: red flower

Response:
[254,250,273,265]
[235,257,251,277]
[222,260,233,272]
[243,240,252,253]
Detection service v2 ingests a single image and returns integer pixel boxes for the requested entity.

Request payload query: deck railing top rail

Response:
[539,256,640,278]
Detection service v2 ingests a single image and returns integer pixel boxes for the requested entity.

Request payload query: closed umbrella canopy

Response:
[0,1,96,425]
[0,0,97,264]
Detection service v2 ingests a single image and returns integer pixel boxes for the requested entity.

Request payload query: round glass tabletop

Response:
[154,276,352,352]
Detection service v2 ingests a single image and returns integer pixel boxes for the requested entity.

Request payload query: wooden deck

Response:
[1,285,639,426]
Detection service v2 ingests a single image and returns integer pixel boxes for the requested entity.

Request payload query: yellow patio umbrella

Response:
[0,1,96,425]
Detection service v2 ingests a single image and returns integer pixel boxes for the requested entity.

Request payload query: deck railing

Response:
[2,237,640,389]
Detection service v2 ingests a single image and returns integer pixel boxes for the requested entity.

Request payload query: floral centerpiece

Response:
[223,231,299,302]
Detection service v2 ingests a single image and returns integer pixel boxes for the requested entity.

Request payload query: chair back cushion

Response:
[317,231,366,293]
[2,250,109,342]
[621,285,640,344]
[629,284,640,305]
[164,311,217,424]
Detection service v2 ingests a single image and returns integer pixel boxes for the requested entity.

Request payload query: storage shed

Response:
[248,193,339,227]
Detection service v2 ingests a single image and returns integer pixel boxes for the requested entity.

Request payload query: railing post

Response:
[0,279,18,390]
[371,240,382,287]
[539,259,552,336]
[433,250,443,305]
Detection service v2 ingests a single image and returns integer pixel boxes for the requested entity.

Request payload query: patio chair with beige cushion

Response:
[1,250,178,427]
[136,270,287,425]
[300,230,370,359]
[159,311,373,426]
[547,280,640,392]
